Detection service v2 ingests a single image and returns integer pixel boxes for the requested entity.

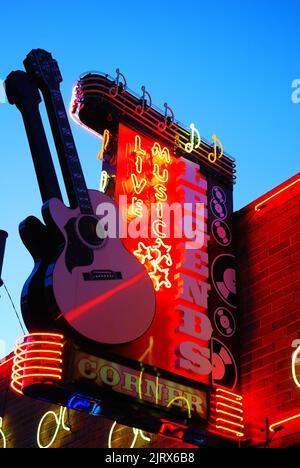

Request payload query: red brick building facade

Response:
[236,173,300,448]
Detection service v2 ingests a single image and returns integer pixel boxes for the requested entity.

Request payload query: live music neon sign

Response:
[129,135,173,292]
[115,125,212,384]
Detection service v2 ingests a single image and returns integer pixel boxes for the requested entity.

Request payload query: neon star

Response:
[155,238,172,253]
[149,264,172,291]
[133,242,153,264]
[149,240,173,267]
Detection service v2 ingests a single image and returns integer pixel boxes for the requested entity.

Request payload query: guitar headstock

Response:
[24,49,63,92]
[5,71,41,109]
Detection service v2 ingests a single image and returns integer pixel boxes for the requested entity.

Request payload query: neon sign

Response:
[97,129,110,161]
[185,123,201,154]
[73,351,207,419]
[99,170,109,193]
[0,417,6,449]
[208,135,224,164]
[174,160,212,379]
[270,414,300,433]
[114,125,213,385]
[11,333,64,396]
[292,345,300,388]
[108,422,151,449]
[210,388,245,439]
[128,134,173,292]
[37,407,70,449]
[177,123,223,164]
[255,177,300,212]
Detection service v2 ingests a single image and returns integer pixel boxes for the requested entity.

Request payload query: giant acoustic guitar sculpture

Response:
[8,50,156,345]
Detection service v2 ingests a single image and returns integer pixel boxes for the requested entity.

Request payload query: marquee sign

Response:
[72,350,208,421]
[70,73,239,392]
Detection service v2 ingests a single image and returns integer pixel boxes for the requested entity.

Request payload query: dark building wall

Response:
[235,173,300,448]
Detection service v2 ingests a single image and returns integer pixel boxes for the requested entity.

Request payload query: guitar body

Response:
[44,190,156,345]
[20,216,62,331]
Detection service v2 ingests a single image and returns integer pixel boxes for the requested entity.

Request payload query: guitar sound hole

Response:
[76,216,106,248]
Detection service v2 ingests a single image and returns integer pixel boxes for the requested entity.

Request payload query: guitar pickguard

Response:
[65,218,93,273]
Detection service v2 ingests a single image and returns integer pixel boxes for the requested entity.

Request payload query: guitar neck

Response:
[42,84,93,214]
[5,71,62,204]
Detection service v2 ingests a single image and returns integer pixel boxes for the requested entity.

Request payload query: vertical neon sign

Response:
[114,125,212,385]
[129,135,173,292]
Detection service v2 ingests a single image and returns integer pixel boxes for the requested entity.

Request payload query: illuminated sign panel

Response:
[72,350,208,421]
[207,179,239,391]
[70,71,239,396]
[113,124,212,385]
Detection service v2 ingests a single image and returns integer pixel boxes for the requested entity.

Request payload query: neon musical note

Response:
[109,69,127,97]
[97,129,110,160]
[185,123,201,154]
[158,103,175,132]
[136,86,152,115]
[208,134,224,164]
[99,170,110,193]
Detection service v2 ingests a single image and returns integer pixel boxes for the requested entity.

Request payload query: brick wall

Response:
[235,173,300,448]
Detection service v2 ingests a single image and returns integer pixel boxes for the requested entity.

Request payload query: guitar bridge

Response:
[83,270,123,281]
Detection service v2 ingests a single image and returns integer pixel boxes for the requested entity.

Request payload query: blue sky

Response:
[0,0,299,355]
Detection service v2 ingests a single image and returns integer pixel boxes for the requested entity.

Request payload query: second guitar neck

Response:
[24,51,93,214]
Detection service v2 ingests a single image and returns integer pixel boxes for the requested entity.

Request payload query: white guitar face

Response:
[46,190,156,345]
